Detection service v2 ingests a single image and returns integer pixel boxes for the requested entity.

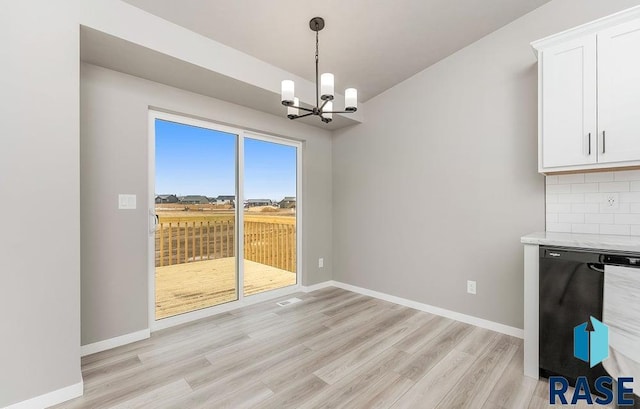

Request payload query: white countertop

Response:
[521,231,640,253]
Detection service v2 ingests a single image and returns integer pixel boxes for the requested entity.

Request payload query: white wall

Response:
[80,63,333,346]
[1,0,335,405]
[0,1,81,407]
[332,0,640,329]
[546,170,640,235]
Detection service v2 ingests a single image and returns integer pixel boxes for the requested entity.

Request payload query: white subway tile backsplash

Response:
[559,213,585,223]
[619,192,640,203]
[615,214,640,225]
[585,193,603,203]
[546,184,572,194]
[571,183,599,193]
[545,170,640,236]
[558,194,585,203]
[614,170,640,181]
[548,223,572,232]
[599,181,630,192]
[572,224,599,234]
[600,224,631,235]
[600,203,631,214]
[585,172,614,183]
[546,176,559,185]
[558,174,585,184]
[630,203,640,214]
[571,203,600,213]
[547,203,572,213]
[585,213,614,224]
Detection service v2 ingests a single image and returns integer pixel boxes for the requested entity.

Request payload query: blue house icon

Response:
[574,316,609,368]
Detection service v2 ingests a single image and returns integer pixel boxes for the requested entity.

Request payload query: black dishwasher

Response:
[539,246,608,389]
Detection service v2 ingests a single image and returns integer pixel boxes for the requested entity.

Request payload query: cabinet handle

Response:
[602,131,606,154]
[588,133,591,155]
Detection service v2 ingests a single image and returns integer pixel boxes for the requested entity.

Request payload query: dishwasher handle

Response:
[601,254,640,268]
[588,263,605,273]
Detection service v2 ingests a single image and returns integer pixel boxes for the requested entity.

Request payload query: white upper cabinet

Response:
[597,19,640,164]
[541,36,597,168]
[532,6,640,174]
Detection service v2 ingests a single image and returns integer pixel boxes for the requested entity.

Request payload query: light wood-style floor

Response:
[54,288,612,409]
[155,258,296,319]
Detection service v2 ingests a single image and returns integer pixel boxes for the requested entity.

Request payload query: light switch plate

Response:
[118,194,137,210]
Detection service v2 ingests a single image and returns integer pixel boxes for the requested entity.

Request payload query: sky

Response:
[155,119,296,201]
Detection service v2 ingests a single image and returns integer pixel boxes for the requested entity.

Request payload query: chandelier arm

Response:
[322,109,358,114]
[319,99,330,110]
[291,112,314,120]
[294,105,315,113]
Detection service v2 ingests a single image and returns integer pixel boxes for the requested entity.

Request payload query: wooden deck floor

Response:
[155,258,296,319]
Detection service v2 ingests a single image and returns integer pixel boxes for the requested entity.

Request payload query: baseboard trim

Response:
[81,328,150,357]
[81,279,522,359]
[329,281,524,339]
[301,281,335,292]
[4,380,83,409]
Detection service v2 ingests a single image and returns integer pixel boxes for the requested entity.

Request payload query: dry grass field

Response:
[155,203,295,216]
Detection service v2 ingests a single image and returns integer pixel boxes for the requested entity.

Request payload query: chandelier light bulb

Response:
[345,88,358,112]
[281,80,295,106]
[320,73,334,101]
[288,97,299,119]
[324,101,333,121]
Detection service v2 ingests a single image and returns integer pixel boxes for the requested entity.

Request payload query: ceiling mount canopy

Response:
[281,17,357,124]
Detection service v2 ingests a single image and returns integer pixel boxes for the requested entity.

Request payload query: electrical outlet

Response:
[318,258,324,268]
[467,280,477,295]
[604,193,619,209]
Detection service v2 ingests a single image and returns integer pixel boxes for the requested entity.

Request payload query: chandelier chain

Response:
[315,23,319,108]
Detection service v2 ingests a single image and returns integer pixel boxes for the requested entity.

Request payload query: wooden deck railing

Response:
[154,214,296,272]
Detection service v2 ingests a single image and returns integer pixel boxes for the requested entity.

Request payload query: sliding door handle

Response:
[149,209,159,234]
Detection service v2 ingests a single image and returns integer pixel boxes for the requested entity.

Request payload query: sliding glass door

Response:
[150,112,301,324]
[153,119,238,320]
[243,136,298,296]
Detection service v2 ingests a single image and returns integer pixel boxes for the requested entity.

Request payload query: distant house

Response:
[278,196,296,209]
[245,199,272,208]
[215,195,236,205]
[155,194,178,204]
[180,195,210,205]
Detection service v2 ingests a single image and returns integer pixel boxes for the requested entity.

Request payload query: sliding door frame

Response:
[244,130,303,296]
[148,110,302,331]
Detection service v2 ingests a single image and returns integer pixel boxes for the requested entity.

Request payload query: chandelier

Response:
[281,17,358,123]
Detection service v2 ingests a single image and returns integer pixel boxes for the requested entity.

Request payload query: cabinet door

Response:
[598,19,640,164]
[541,35,597,169]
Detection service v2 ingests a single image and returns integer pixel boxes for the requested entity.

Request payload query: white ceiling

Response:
[122,0,551,102]
[80,27,360,130]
